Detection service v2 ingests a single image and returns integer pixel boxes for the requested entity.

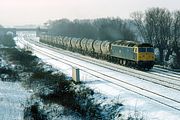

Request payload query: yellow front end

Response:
[137,52,155,61]
[135,47,155,69]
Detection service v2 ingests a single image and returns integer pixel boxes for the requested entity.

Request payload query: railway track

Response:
[152,67,180,78]
[149,69,180,81]
[154,65,180,72]
[18,38,180,112]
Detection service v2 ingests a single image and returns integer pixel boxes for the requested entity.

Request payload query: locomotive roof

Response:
[112,40,153,47]
[137,43,153,47]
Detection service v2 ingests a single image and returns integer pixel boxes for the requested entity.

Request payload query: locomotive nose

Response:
[138,52,155,61]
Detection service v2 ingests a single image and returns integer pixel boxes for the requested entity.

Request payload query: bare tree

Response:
[131,8,172,64]
[170,11,180,68]
[130,11,147,42]
[145,8,172,63]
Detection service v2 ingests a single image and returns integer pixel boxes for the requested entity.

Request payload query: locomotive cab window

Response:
[147,48,154,52]
[138,48,146,52]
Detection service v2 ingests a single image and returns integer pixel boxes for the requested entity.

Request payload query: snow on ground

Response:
[0,81,30,120]
[0,35,31,120]
[32,46,180,120]
[16,32,180,120]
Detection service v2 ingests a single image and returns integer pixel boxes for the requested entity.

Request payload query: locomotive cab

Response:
[135,44,155,69]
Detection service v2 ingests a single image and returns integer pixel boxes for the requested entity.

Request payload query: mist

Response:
[0,0,179,26]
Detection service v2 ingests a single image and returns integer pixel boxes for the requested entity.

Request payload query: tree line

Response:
[46,18,136,41]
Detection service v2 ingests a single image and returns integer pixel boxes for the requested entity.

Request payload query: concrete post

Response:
[72,67,80,82]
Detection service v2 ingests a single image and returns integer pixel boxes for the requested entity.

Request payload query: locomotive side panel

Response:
[111,45,136,61]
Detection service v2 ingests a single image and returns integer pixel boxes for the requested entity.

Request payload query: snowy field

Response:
[0,81,30,120]
[16,32,180,120]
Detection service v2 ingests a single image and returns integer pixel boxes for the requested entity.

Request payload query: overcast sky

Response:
[0,0,179,26]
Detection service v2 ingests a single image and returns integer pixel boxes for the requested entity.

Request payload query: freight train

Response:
[39,35,155,70]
